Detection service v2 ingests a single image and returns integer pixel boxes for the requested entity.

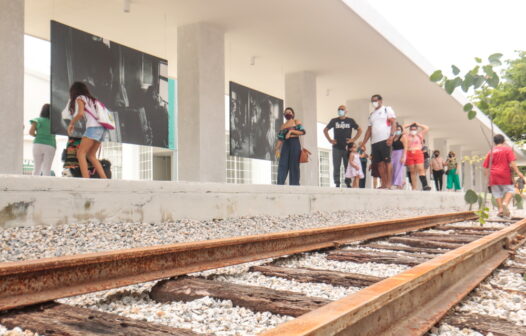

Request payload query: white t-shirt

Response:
[76,95,101,128]
[368,106,396,144]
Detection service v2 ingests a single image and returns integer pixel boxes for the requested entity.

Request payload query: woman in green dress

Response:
[446,151,461,191]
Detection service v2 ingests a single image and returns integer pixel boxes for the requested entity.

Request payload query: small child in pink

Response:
[345,143,364,188]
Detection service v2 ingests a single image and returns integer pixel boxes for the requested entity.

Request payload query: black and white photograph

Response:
[50,21,169,148]
[229,82,283,160]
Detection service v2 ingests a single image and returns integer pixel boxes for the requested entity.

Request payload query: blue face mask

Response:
[338,109,345,117]
[395,130,402,136]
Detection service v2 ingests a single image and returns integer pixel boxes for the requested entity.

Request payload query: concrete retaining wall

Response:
[0,175,466,228]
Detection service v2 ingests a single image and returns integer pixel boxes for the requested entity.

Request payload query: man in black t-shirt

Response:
[324,105,362,187]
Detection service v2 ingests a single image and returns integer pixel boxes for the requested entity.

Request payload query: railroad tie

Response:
[360,242,446,255]
[249,265,385,288]
[0,302,203,336]
[150,277,330,317]
[442,312,525,336]
[326,249,433,266]
[388,236,463,249]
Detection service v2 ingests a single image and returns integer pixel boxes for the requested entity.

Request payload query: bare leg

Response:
[378,162,388,188]
[502,192,513,217]
[409,165,417,190]
[495,198,503,214]
[352,177,359,188]
[87,141,108,179]
[385,162,393,189]
[77,137,96,178]
[373,177,378,189]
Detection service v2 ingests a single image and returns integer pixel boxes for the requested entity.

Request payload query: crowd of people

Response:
[276,94,468,192]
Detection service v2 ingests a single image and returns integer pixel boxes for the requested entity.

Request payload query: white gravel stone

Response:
[427,323,484,336]
[212,272,359,301]
[0,326,40,336]
[73,292,293,336]
[275,252,409,277]
[0,209,459,262]
[431,254,526,335]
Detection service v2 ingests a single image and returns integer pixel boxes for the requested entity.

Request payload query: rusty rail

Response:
[261,217,526,336]
[0,211,476,311]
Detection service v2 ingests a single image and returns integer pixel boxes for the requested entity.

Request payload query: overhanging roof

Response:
[24,0,524,161]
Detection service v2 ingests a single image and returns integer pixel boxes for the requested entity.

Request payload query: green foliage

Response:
[452,65,461,75]
[430,70,443,82]
[474,51,526,141]
[475,207,490,226]
[514,194,524,210]
[465,189,478,204]
[468,110,477,120]
[463,103,473,112]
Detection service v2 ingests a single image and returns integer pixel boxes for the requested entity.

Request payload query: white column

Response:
[346,99,372,187]
[0,0,24,174]
[177,23,225,182]
[285,71,319,186]
[474,157,484,193]
[462,150,473,191]
[433,138,449,159]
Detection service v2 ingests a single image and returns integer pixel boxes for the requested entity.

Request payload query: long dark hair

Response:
[69,82,96,113]
[40,104,50,118]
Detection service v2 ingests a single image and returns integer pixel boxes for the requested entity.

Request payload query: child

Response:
[345,143,364,188]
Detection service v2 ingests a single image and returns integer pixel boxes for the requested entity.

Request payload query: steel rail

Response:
[0,211,476,311]
[260,217,526,336]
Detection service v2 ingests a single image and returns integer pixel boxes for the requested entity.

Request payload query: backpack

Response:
[85,100,116,130]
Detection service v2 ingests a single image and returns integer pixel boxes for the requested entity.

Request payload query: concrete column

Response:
[0,0,24,174]
[346,99,372,187]
[285,72,319,186]
[462,150,473,191]
[177,23,225,182]
[474,158,484,193]
[450,145,463,189]
[433,138,449,159]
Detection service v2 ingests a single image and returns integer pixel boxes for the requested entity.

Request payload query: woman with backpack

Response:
[66,82,108,179]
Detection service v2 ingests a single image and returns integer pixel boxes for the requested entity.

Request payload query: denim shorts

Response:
[491,184,514,199]
[84,126,107,142]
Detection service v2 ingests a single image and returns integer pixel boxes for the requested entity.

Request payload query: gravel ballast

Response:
[3,207,525,336]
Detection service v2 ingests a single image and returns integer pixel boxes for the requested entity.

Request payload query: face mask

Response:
[395,130,402,136]
[338,109,345,117]
[285,114,293,120]
[372,101,379,109]
[410,130,417,135]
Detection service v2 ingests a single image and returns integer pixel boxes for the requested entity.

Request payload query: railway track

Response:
[0,211,524,336]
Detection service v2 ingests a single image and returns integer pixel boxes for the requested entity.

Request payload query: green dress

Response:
[446,158,461,190]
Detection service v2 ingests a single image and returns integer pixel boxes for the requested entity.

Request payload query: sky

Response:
[366,0,526,74]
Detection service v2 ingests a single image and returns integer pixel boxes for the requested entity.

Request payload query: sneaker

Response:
[423,186,432,191]
[335,184,340,188]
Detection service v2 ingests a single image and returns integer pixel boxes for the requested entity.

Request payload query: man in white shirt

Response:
[360,94,397,189]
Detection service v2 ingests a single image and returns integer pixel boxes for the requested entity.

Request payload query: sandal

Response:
[497,212,504,218]
[502,204,511,218]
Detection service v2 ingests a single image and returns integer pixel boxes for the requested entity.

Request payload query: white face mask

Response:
[372,101,380,109]
[410,130,418,135]
[338,109,345,117]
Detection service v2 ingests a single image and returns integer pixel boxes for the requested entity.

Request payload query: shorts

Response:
[491,185,514,199]
[371,140,391,164]
[406,150,424,166]
[84,126,107,142]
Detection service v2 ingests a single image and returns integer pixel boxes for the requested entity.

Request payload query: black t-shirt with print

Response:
[326,117,359,149]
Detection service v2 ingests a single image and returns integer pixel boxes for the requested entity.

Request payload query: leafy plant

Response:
[430,53,505,225]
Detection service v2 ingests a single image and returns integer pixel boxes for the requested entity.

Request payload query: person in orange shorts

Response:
[405,122,431,191]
